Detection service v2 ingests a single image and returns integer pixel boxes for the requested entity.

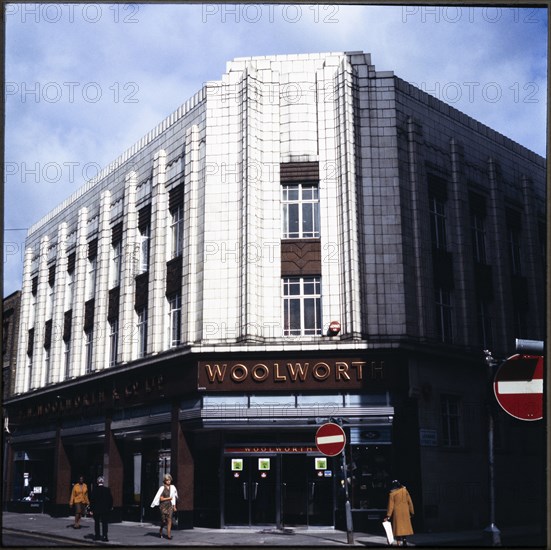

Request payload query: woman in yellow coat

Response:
[385,480,414,546]
[69,476,90,529]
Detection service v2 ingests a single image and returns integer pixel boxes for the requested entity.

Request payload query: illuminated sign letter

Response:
[205,364,227,382]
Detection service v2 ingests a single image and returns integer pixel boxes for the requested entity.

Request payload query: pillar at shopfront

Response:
[104,418,123,511]
[54,427,71,512]
[171,403,194,529]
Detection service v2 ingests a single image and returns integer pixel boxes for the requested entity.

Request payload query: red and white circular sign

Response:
[493,354,544,421]
[315,423,346,456]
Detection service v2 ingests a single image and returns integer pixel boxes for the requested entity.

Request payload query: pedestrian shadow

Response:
[66,523,90,530]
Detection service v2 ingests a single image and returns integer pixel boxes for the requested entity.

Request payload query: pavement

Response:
[1,512,545,548]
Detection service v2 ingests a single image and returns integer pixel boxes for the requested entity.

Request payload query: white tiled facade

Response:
[7,52,545,532]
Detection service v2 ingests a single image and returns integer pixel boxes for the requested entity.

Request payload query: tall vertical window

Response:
[84,329,94,373]
[26,354,33,392]
[281,184,320,239]
[507,225,522,276]
[44,348,51,384]
[435,287,453,343]
[137,307,148,358]
[138,225,150,274]
[29,290,37,328]
[65,270,74,311]
[429,194,447,250]
[110,241,122,288]
[441,394,462,447]
[170,206,184,259]
[45,281,54,320]
[109,319,118,367]
[477,301,493,350]
[282,277,322,336]
[168,294,182,347]
[471,212,487,264]
[63,339,71,379]
[86,257,97,300]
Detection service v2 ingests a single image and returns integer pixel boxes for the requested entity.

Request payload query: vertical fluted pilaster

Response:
[69,207,88,378]
[93,191,112,371]
[14,248,34,393]
[119,171,138,362]
[50,223,68,384]
[32,236,50,388]
[148,150,168,353]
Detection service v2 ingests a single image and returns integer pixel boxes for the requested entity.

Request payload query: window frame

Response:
[281,183,320,240]
[136,307,148,358]
[167,293,182,347]
[84,329,94,374]
[435,287,453,343]
[440,394,463,448]
[170,206,184,259]
[282,276,322,337]
[109,319,119,367]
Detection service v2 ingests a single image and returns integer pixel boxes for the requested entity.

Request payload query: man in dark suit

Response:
[89,476,113,541]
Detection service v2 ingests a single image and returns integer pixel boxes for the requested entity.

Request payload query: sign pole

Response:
[341,444,354,545]
[483,351,501,546]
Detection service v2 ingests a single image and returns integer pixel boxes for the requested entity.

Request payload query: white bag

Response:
[382,520,394,545]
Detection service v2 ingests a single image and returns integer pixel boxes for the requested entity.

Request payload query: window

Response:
[281,184,320,239]
[85,329,94,374]
[471,211,487,264]
[109,319,118,367]
[441,394,462,447]
[137,307,148,358]
[138,225,150,274]
[65,270,74,311]
[170,206,183,259]
[168,294,182,347]
[435,287,453,342]
[45,348,51,384]
[282,277,322,336]
[63,339,71,379]
[477,301,493,350]
[110,241,122,288]
[429,194,447,250]
[26,354,33,392]
[45,282,54,320]
[86,257,97,300]
[507,225,522,276]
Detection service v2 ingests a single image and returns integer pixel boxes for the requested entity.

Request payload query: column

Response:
[171,403,194,529]
[104,418,123,509]
[69,207,88,378]
[54,427,71,508]
[15,248,34,393]
[93,191,111,371]
[119,171,138,363]
[148,150,168,353]
[50,223,68,384]
[32,236,49,389]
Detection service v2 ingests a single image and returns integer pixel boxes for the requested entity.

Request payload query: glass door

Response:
[223,456,277,526]
[281,454,335,527]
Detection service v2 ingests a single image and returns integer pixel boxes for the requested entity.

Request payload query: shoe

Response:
[167,536,172,540]
[102,536,109,542]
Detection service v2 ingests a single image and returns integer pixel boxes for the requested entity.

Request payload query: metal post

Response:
[341,449,355,544]
[483,351,501,547]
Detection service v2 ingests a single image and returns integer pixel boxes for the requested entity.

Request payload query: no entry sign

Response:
[316,423,346,456]
[493,354,544,421]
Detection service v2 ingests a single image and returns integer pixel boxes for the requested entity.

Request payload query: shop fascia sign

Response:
[198,357,387,391]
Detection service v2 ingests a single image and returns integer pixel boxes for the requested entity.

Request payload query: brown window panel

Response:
[281,240,322,276]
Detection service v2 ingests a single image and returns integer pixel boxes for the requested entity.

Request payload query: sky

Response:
[3,3,548,297]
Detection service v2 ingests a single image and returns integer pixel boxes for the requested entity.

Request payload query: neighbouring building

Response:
[4,52,545,533]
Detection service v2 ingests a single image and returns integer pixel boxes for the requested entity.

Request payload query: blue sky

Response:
[4,3,548,296]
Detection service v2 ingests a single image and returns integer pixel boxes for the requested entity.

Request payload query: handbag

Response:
[382,519,394,545]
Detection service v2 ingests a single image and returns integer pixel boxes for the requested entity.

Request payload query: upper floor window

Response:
[45,281,54,320]
[429,194,447,251]
[138,225,150,274]
[170,206,184,259]
[435,287,453,343]
[84,329,94,374]
[441,394,462,447]
[282,184,320,239]
[65,269,74,311]
[136,307,148,358]
[110,241,122,288]
[63,339,71,379]
[282,276,322,336]
[471,211,487,264]
[86,257,97,301]
[477,300,493,350]
[168,294,182,347]
[507,225,522,276]
[109,319,118,367]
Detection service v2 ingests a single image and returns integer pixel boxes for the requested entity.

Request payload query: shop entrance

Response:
[222,452,335,528]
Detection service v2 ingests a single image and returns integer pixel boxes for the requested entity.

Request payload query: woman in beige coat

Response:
[385,480,414,546]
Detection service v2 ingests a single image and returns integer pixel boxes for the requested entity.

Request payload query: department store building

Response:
[4,52,545,532]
